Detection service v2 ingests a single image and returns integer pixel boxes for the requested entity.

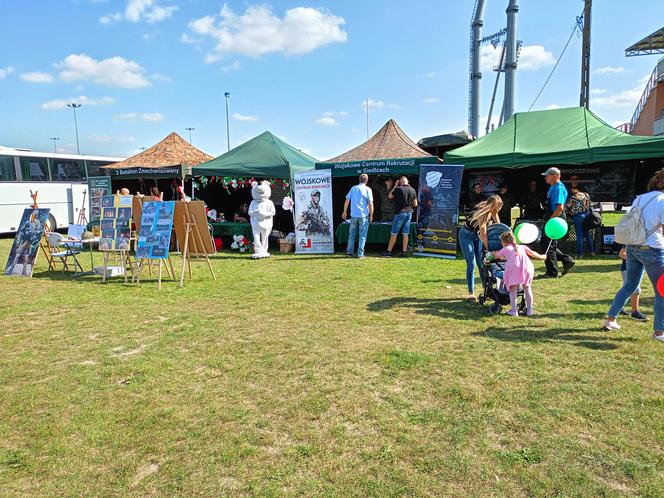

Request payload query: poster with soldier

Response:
[4,208,50,277]
[293,169,334,254]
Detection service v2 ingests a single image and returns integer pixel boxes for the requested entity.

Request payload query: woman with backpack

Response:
[603,169,664,344]
[566,186,595,258]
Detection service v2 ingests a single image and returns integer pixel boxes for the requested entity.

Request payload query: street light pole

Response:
[67,103,82,154]
[49,137,60,153]
[224,92,231,151]
[185,127,195,145]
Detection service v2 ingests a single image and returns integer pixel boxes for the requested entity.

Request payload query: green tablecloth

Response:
[210,222,253,240]
[335,222,418,245]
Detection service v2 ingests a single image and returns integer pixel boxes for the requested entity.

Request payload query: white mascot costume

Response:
[248,181,276,259]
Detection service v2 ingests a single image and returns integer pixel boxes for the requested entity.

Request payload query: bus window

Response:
[20,157,49,181]
[0,156,16,181]
[50,159,86,181]
[86,160,111,177]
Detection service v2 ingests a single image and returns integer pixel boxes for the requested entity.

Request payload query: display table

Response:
[335,222,418,245]
[209,222,252,240]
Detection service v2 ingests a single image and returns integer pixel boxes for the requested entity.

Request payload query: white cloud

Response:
[221,61,241,72]
[41,95,115,111]
[232,112,258,122]
[518,45,556,70]
[481,44,555,72]
[591,86,642,108]
[87,134,114,143]
[141,112,163,122]
[361,99,384,111]
[20,71,54,83]
[150,72,170,82]
[545,104,561,110]
[188,5,347,60]
[113,112,163,121]
[323,110,347,117]
[595,66,625,75]
[422,97,440,104]
[315,116,338,126]
[114,112,138,120]
[590,88,607,95]
[100,0,177,24]
[387,103,402,109]
[180,33,200,44]
[0,66,15,79]
[57,53,151,89]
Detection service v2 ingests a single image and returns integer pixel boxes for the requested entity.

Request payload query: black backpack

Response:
[583,210,602,230]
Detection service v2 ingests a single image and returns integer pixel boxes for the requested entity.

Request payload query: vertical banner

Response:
[293,169,334,254]
[415,164,464,259]
[99,195,133,251]
[88,176,112,225]
[136,201,175,260]
[4,208,50,277]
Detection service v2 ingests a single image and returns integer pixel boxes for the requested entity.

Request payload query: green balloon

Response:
[514,223,523,240]
[544,217,568,240]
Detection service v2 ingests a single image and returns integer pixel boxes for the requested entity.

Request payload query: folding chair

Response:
[46,232,83,274]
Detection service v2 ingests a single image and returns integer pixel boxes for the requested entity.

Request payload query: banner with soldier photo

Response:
[415,164,464,259]
[293,169,334,254]
[4,208,50,277]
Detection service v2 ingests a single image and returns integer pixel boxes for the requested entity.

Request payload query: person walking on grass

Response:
[381,176,417,257]
[540,167,575,278]
[603,169,664,344]
[617,246,647,321]
[459,195,502,302]
[342,173,374,258]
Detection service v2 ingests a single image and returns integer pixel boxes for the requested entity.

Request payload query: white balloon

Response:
[516,223,539,244]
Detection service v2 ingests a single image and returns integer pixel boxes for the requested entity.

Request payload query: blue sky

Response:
[1,0,662,160]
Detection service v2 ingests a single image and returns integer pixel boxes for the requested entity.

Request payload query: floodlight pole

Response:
[49,137,60,153]
[67,103,82,154]
[224,92,231,151]
[185,127,195,145]
[579,0,592,108]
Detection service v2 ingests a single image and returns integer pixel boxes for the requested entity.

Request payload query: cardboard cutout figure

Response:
[248,181,276,259]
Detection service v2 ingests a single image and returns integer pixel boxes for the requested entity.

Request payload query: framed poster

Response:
[87,176,112,224]
[293,169,334,254]
[136,201,175,260]
[4,208,50,277]
[99,195,132,251]
[415,164,464,259]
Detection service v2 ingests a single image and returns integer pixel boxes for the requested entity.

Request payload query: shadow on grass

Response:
[367,297,604,321]
[472,325,635,350]
[564,263,617,274]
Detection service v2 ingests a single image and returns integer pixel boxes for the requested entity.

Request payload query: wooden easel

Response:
[179,202,216,288]
[30,190,54,270]
[134,256,176,289]
[101,249,134,283]
[76,189,88,225]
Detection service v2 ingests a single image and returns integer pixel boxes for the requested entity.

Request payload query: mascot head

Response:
[251,181,271,201]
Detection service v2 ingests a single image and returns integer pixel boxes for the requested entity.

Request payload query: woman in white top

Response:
[603,169,664,343]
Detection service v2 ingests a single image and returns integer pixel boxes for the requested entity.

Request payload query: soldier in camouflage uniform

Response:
[297,191,331,236]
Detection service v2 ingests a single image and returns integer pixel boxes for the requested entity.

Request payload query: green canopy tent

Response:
[192,131,317,178]
[444,107,664,169]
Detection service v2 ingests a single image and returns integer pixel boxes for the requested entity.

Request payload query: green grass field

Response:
[1,235,662,497]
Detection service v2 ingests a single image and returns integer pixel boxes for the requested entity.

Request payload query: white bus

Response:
[0,145,125,233]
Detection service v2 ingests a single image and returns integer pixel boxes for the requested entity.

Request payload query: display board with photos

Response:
[4,208,51,277]
[136,201,175,260]
[99,195,133,251]
[88,176,112,224]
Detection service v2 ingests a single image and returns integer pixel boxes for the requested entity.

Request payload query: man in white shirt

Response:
[342,174,374,258]
[603,170,664,343]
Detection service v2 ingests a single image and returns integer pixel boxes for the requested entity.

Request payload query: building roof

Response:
[101,132,212,171]
[417,131,474,149]
[325,119,435,162]
[626,27,664,56]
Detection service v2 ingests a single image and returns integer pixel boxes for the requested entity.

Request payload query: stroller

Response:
[477,223,526,315]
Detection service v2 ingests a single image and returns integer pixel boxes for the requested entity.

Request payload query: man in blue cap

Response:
[540,167,575,278]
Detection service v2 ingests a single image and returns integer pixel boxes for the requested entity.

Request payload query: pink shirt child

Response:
[495,243,535,288]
